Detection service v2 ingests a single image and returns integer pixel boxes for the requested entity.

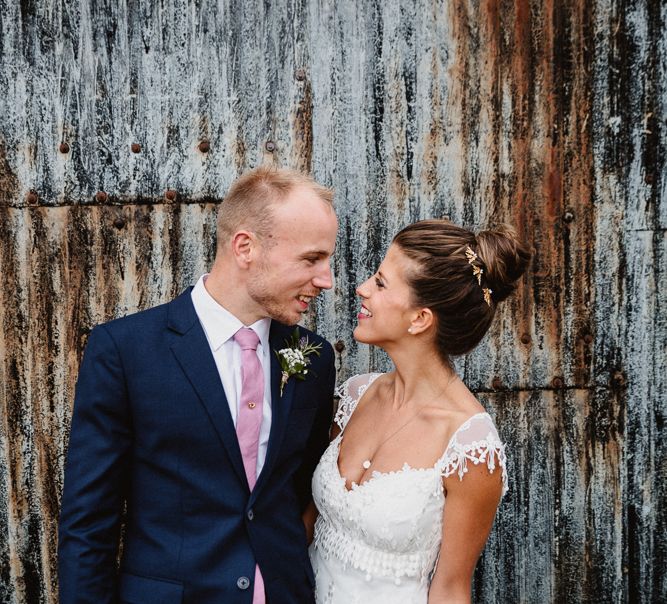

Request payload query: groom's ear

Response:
[231,230,256,267]
[409,308,434,335]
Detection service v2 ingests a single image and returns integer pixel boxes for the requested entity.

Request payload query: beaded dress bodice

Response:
[309,373,507,604]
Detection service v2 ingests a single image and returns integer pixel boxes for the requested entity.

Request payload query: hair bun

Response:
[476,225,532,303]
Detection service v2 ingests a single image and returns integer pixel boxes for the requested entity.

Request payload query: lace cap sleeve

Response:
[439,413,508,496]
[333,373,381,431]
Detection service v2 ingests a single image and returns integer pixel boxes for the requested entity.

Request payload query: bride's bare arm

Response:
[427,462,503,603]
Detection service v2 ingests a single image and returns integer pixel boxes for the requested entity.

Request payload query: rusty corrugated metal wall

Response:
[0,1,664,602]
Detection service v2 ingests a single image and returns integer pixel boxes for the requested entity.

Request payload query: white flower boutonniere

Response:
[275,328,322,396]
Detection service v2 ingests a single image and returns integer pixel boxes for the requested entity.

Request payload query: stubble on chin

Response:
[247,286,300,325]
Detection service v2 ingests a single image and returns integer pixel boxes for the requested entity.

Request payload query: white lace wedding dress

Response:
[309,373,508,604]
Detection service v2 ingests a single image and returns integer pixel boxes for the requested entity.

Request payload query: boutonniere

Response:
[275,328,322,396]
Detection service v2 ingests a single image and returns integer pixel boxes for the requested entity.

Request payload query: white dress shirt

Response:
[191,274,272,477]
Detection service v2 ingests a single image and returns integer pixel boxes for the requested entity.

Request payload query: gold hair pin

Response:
[465,246,492,306]
[483,287,493,306]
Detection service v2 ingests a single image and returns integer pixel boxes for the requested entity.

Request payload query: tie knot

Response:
[233,327,260,351]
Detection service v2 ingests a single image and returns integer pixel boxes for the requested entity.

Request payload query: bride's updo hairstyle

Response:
[393,219,531,361]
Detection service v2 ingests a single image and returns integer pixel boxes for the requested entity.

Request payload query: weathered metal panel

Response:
[0,1,664,603]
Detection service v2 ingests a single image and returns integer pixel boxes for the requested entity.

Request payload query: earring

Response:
[408,327,413,334]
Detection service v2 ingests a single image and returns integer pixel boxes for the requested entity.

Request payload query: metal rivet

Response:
[131,143,141,154]
[295,68,306,81]
[563,210,575,223]
[248,402,256,409]
[113,217,125,230]
[611,371,626,388]
[26,190,38,204]
[552,376,564,389]
[492,377,502,390]
[520,333,531,345]
[334,340,345,353]
[198,140,210,153]
[59,142,70,154]
[95,191,108,203]
[265,140,276,152]
[165,189,177,201]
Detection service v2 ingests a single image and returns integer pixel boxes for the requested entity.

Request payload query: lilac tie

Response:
[233,327,265,604]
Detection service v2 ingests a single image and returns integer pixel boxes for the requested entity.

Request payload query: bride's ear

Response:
[408,308,434,335]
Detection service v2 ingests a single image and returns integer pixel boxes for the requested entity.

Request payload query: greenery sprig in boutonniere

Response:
[275,328,322,396]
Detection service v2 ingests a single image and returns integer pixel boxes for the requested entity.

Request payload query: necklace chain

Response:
[361,373,458,470]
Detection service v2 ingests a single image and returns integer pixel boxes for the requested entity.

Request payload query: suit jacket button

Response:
[247,509,254,521]
[237,576,250,590]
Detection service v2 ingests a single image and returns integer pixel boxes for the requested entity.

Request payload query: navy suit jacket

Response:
[58,289,336,604]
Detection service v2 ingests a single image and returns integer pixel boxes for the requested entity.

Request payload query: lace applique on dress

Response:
[333,373,381,431]
[438,413,508,496]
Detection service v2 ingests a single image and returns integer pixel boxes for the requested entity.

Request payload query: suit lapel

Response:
[251,322,297,501]
[168,290,248,490]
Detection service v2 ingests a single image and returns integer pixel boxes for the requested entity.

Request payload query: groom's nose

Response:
[312,261,333,290]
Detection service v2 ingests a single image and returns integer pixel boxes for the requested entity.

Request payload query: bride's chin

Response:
[353,325,371,343]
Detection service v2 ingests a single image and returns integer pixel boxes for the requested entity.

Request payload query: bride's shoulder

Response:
[439,411,508,496]
[334,372,384,401]
[333,372,383,430]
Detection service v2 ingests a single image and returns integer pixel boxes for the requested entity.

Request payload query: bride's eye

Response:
[375,276,385,289]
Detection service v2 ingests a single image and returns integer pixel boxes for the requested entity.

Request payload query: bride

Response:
[308,219,531,603]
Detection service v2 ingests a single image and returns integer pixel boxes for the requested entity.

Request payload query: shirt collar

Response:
[191,274,271,352]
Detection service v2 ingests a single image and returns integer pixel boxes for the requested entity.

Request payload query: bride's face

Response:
[354,244,419,347]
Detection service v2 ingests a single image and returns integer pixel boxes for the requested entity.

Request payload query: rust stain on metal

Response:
[0,141,19,206]
[291,77,313,174]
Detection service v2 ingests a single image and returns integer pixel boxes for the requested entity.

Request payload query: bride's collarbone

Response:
[337,417,447,485]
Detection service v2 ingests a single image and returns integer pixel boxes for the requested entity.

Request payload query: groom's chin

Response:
[270,310,303,326]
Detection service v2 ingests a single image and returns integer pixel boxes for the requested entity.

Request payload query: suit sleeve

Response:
[58,325,132,604]
[293,342,336,511]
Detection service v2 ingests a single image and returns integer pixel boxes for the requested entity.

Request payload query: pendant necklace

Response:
[361,373,459,470]
[361,411,421,469]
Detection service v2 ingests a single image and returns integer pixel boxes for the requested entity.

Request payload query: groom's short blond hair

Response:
[216,166,334,252]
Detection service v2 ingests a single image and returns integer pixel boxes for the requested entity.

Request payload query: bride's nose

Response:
[355,277,372,298]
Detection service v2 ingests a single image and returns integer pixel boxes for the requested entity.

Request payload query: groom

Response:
[58,166,339,603]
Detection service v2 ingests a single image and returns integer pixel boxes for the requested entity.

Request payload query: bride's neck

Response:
[386,348,457,410]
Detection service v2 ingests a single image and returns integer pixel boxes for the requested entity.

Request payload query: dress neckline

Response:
[335,401,491,492]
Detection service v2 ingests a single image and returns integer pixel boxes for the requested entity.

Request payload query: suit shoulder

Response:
[98,301,170,335]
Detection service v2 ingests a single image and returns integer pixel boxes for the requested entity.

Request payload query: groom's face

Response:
[246,186,338,325]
